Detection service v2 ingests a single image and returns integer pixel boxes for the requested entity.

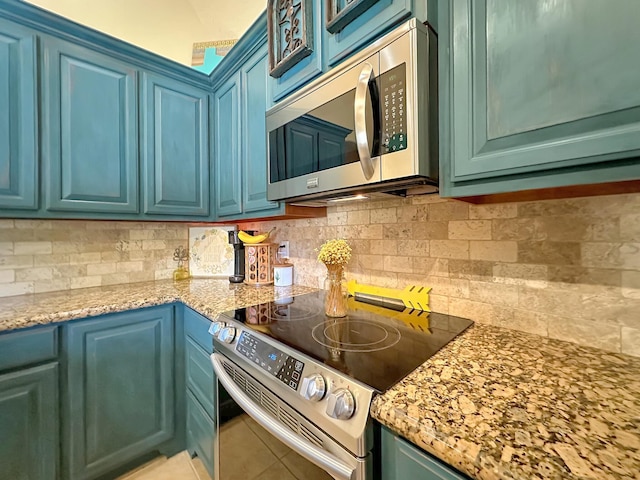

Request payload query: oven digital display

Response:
[236,331,304,391]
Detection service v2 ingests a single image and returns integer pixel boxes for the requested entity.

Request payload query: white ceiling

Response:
[25,0,266,64]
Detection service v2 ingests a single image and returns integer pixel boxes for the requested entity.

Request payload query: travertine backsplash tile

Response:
[240,192,640,357]
[0,220,188,297]
[2,192,639,357]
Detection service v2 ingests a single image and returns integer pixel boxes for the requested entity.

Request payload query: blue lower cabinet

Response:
[184,307,216,477]
[0,18,38,211]
[0,363,59,480]
[185,336,215,418]
[186,390,215,479]
[42,37,139,214]
[141,73,210,217]
[380,426,469,480]
[63,306,175,479]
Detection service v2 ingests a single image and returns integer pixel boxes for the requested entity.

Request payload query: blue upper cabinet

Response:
[0,18,37,210]
[43,37,139,214]
[269,0,324,102]
[439,0,640,198]
[213,71,243,217]
[242,44,279,214]
[323,0,414,66]
[141,73,209,217]
[268,0,425,103]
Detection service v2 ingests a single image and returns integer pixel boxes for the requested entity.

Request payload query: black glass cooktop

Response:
[219,291,473,393]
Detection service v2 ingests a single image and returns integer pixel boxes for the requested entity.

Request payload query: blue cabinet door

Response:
[64,306,175,479]
[43,38,138,213]
[0,19,37,211]
[242,44,279,214]
[440,0,640,197]
[186,390,215,480]
[141,73,210,217]
[270,2,323,102]
[213,72,242,217]
[0,363,58,480]
[380,426,468,480]
[323,0,414,66]
[183,307,215,478]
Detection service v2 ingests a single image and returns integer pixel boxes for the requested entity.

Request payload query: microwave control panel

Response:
[380,63,407,154]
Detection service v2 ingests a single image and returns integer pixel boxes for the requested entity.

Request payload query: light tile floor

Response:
[118,414,331,480]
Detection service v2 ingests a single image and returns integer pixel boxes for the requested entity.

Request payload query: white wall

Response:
[26,0,265,65]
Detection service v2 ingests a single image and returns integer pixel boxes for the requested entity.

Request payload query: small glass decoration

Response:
[317,239,352,317]
[173,246,190,281]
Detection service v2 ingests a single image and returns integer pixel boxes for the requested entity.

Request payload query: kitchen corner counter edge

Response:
[1,279,639,480]
[371,323,640,480]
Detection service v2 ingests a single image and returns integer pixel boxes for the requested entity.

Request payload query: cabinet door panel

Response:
[270,1,323,102]
[213,73,242,217]
[186,336,215,418]
[0,363,58,480]
[44,39,138,213]
[65,307,174,479]
[186,390,215,480]
[242,46,278,213]
[445,0,640,182]
[324,0,413,66]
[142,73,209,216]
[380,427,467,480]
[0,19,37,210]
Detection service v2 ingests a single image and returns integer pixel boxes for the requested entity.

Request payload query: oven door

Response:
[212,353,369,480]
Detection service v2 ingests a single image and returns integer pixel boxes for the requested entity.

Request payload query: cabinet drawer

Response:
[0,325,58,372]
[186,390,215,480]
[184,307,213,353]
[186,336,215,418]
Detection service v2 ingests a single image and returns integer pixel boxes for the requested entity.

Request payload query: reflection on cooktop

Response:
[223,291,473,392]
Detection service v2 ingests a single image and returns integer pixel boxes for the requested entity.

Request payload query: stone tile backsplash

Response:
[1,192,638,357]
[0,220,188,297]
[239,192,640,357]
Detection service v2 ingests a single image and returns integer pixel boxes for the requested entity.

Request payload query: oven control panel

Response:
[236,331,304,391]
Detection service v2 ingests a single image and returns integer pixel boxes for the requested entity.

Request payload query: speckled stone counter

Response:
[3,282,639,480]
[0,278,316,332]
[371,324,640,480]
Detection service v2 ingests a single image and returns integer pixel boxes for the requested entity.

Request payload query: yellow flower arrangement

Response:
[317,238,352,266]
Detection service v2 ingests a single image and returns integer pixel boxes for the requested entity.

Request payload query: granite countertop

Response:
[2,280,639,480]
[371,324,640,480]
[0,277,316,332]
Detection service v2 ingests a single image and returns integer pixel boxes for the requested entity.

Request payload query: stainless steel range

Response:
[209,291,473,480]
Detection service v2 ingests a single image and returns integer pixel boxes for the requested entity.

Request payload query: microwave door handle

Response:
[211,353,356,480]
[354,63,375,180]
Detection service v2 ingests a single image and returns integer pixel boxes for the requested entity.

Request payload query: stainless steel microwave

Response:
[266,18,438,205]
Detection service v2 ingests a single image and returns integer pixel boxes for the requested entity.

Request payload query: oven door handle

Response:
[212,353,356,480]
[354,62,375,180]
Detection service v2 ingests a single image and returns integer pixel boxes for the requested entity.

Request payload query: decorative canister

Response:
[244,243,275,286]
[273,264,293,287]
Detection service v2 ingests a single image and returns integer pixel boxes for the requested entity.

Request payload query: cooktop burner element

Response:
[312,319,401,353]
[217,291,473,393]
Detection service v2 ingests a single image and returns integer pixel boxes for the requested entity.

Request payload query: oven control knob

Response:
[326,388,355,420]
[218,326,237,344]
[300,374,326,402]
[209,321,226,338]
